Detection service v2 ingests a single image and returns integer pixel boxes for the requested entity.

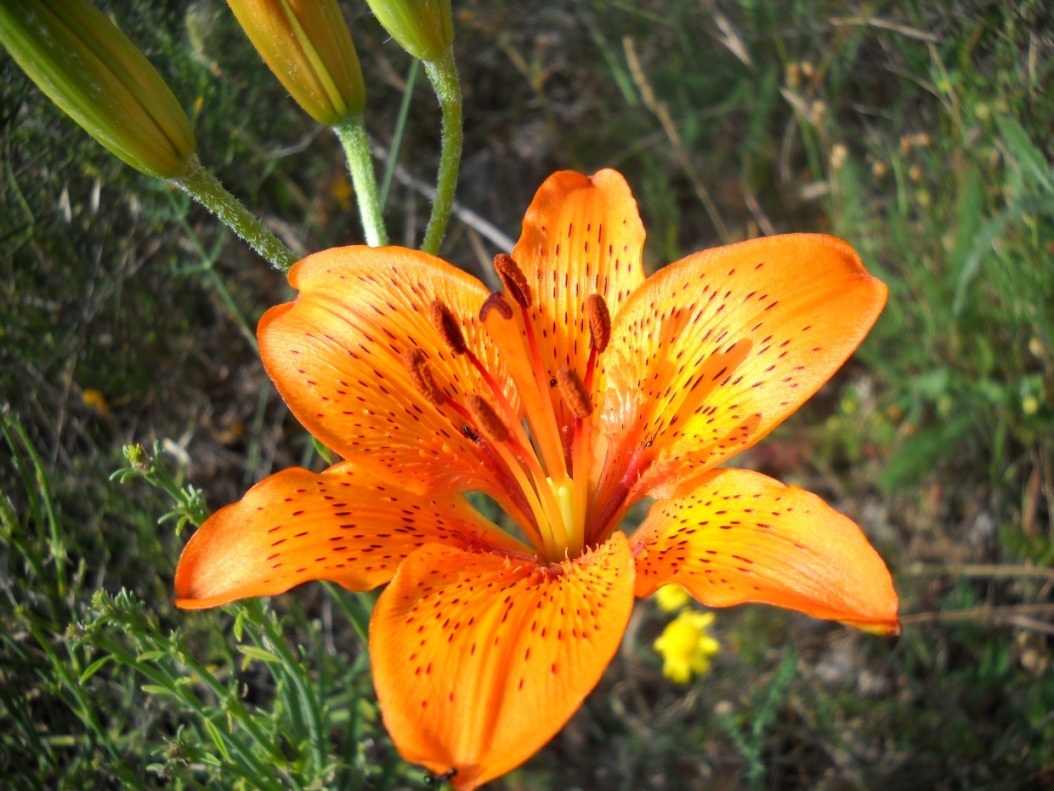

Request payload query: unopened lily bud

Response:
[364,0,453,63]
[0,0,195,178]
[227,0,365,126]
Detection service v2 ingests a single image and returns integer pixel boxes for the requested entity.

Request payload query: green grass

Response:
[2,1,1052,789]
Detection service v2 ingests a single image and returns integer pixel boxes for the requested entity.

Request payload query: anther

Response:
[585,294,611,353]
[430,300,467,354]
[479,291,513,322]
[555,366,593,418]
[493,253,532,308]
[402,348,445,406]
[464,395,510,442]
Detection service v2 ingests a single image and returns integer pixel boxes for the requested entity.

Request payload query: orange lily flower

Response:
[175,169,899,789]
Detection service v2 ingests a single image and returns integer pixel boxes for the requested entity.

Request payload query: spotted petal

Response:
[174,462,527,609]
[370,532,635,790]
[631,468,900,634]
[596,234,887,517]
[508,169,646,423]
[259,246,519,502]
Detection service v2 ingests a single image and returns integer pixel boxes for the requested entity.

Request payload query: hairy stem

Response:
[421,50,462,255]
[174,155,297,272]
[335,116,388,247]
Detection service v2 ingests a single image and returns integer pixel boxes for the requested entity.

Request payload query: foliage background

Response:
[1,0,1052,788]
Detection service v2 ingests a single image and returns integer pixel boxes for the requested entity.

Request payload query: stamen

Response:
[464,395,510,443]
[402,348,445,406]
[430,300,467,354]
[583,294,611,394]
[586,294,611,352]
[479,291,513,322]
[493,253,532,308]
[556,367,593,418]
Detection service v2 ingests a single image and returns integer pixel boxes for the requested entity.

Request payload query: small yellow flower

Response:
[654,584,691,613]
[81,388,111,416]
[654,610,720,684]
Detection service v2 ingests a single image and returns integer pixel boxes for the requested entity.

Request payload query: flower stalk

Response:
[335,118,389,247]
[421,49,462,254]
[175,155,298,272]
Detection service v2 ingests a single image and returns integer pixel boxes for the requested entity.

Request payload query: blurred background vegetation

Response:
[1,0,1052,788]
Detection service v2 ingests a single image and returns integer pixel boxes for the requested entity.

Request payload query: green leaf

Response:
[950,165,985,271]
[878,416,973,491]
[141,684,177,699]
[203,720,232,762]
[995,115,1054,194]
[237,645,283,665]
[78,655,115,684]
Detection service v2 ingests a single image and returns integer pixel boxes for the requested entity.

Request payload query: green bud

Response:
[364,0,453,63]
[0,0,195,178]
[227,0,366,126]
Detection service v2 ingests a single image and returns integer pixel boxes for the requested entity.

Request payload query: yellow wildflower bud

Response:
[654,584,691,613]
[363,0,454,63]
[227,0,365,126]
[654,610,720,684]
[0,0,195,178]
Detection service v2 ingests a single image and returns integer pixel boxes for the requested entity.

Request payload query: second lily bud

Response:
[227,0,366,127]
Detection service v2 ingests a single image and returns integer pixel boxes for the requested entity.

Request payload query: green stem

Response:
[93,634,284,788]
[174,155,298,272]
[247,601,327,779]
[22,616,112,758]
[2,418,67,603]
[335,117,388,247]
[422,50,463,255]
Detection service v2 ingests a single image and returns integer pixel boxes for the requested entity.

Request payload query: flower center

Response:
[404,254,612,563]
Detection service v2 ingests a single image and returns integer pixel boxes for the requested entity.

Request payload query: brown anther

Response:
[430,300,467,354]
[493,253,532,309]
[556,366,593,418]
[464,395,509,442]
[585,294,611,353]
[403,347,445,406]
[479,291,513,322]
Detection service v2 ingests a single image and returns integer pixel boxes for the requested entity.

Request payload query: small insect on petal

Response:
[464,395,510,442]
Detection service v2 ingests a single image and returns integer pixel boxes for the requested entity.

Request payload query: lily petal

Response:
[370,532,635,790]
[631,468,900,634]
[174,462,527,609]
[259,246,518,499]
[599,234,886,506]
[508,170,646,419]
